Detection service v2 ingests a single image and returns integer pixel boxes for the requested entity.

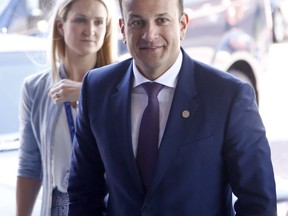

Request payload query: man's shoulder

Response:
[85,58,133,85]
[91,58,132,76]
[182,48,234,76]
[181,50,243,87]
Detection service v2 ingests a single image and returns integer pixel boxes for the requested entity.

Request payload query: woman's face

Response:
[58,0,108,57]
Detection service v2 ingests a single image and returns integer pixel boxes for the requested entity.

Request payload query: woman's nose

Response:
[83,21,96,36]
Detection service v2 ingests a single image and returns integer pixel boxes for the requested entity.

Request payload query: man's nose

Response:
[142,23,158,42]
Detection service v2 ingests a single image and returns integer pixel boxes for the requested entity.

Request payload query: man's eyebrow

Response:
[127,12,168,19]
[127,13,143,19]
[155,13,168,17]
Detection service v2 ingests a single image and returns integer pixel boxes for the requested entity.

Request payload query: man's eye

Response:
[129,20,144,28]
[156,18,169,25]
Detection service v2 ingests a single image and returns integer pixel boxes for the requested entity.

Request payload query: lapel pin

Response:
[182,110,190,119]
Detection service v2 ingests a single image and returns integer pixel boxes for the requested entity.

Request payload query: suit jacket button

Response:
[142,205,151,213]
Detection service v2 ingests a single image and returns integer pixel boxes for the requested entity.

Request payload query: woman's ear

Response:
[56,18,64,36]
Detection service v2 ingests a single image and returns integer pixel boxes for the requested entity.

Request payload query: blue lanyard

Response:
[60,65,75,142]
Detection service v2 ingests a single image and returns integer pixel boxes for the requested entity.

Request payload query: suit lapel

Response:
[110,62,145,193]
[149,51,199,194]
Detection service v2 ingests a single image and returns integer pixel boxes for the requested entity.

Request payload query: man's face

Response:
[119,0,188,80]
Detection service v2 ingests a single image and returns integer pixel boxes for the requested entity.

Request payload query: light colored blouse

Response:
[52,106,76,192]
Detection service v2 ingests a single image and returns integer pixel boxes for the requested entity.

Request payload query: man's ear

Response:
[180,12,189,40]
[119,18,126,44]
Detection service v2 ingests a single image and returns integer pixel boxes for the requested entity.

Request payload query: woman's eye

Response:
[75,17,86,23]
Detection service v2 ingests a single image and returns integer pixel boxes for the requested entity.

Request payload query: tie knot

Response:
[142,82,163,99]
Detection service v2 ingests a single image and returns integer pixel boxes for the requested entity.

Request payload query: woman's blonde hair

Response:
[49,0,117,80]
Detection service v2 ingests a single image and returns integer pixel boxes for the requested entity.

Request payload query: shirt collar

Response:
[132,51,183,88]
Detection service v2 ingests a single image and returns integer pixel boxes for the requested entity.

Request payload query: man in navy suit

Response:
[68,0,277,215]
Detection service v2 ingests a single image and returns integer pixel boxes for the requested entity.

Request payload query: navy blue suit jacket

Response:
[68,49,276,216]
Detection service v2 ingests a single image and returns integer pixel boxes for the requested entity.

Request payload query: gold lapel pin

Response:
[182,110,190,119]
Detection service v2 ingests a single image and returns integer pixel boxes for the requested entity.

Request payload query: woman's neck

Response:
[63,54,97,81]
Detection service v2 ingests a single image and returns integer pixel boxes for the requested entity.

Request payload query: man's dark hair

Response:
[118,0,184,18]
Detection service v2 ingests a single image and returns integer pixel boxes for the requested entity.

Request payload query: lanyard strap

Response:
[60,65,75,142]
[63,101,75,142]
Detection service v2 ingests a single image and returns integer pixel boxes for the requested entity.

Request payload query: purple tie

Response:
[137,82,163,189]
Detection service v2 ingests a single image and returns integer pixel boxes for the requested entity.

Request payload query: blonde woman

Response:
[16,0,116,215]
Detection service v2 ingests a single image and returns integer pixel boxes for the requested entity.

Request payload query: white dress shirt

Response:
[131,52,183,157]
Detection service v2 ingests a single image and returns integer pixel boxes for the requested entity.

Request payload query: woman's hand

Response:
[48,79,82,104]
